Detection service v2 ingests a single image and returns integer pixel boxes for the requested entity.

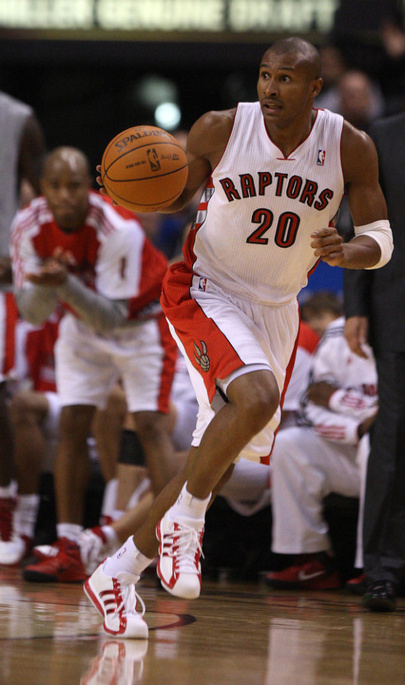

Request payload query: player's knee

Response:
[59,404,95,437]
[238,379,279,432]
[134,410,171,440]
[9,392,41,425]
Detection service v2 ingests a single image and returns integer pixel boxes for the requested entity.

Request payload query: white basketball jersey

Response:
[185,102,345,305]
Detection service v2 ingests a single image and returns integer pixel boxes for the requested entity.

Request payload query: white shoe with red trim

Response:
[0,497,32,566]
[156,511,204,599]
[84,561,148,639]
[80,639,148,684]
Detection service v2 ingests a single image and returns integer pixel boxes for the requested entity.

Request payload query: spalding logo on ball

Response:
[101,125,189,213]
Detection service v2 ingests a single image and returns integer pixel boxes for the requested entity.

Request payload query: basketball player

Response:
[0,292,19,559]
[10,146,178,585]
[0,90,46,283]
[0,90,45,548]
[266,313,377,590]
[85,37,393,638]
[0,311,61,566]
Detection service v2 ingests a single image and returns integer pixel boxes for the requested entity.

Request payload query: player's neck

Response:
[265,110,316,158]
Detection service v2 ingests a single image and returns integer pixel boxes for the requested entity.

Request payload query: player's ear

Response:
[312,77,323,97]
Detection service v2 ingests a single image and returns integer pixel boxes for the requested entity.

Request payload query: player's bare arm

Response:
[342,123,387,225]
[159,109,236,213]
[306,381,339,407]
[341,123,390,268]
[312,123,391,270]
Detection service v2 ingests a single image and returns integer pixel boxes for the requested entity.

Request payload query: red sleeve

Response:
[127,240,168,320]
[297,320,320,354]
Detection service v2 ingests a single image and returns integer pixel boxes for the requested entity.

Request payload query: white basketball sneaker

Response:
[0,497,32,566]
[84,561,148,639]
[156,511,204,599]
[80,639,148,684]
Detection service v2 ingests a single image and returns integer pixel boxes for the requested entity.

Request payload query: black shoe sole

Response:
[362,597,397,612]
[23,569,58,583]
[23,569,85,583]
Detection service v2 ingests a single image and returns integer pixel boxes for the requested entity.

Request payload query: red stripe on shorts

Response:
[261,320,299,465]
[161,261,244,403]
[3,293,18,376]
[156,314,178,413]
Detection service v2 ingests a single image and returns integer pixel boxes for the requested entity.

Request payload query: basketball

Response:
[101,125,188,212]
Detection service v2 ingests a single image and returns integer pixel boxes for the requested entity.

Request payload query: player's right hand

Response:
[95,165,107,195]
[96,165,118,204]
[344,316,369,358]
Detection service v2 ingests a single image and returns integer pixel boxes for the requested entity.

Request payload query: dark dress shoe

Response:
[362,580,397,612]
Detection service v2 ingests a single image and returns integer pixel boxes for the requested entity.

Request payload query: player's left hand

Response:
[26,258,68,286]
[311,227,345,266]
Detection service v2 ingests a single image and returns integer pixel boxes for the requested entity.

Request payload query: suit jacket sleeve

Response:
[343,268,372,319]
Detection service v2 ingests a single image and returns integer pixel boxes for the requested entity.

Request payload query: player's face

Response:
[41,163,90,231]
[257,51,322,129]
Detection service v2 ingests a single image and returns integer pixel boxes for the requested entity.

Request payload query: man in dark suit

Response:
[344,111,405,611]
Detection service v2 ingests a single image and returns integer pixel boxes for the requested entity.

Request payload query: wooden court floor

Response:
[1,566,405,685]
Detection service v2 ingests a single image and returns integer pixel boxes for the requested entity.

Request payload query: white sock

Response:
[57,523,83,543]
[14,494,40,539]
[0,480,18,498]
[111,509,125,522]
[103,535,153,579]
[170,483,211,522]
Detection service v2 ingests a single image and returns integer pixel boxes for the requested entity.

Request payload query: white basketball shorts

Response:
[55,313,177,413]
[162,263,299,463]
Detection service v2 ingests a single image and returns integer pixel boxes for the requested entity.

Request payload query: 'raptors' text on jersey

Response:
[184,103,345,305]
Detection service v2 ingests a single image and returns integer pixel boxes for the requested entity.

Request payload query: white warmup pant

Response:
[354,434,370,568]
[271,426,361,554]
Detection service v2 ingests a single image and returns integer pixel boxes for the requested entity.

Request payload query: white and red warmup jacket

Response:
[301,317,378,445]
[11,191,168,323]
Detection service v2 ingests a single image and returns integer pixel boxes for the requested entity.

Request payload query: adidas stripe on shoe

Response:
[84,561,148,639]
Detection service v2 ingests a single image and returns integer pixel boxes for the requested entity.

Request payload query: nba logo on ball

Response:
[317,149,326,166]
[147,148,161,172]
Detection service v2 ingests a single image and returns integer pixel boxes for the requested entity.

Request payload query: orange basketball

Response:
[101,125,188,213]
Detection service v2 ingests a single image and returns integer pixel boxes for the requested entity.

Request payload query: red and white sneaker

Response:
[30,528,116,576]
[80,639,148,684]
[84,561,148,639]
[0,497,32,566]
[345,572,366,595]
[23,537,87,583]
[156,511,204,599]
[265,553,342,590]
[31,543,59,562]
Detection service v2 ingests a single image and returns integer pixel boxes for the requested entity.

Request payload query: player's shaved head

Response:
[40,146,91,231]
[262,37,322,80]
[42,146,90,179]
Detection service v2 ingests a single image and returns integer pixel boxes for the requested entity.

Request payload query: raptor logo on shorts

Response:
[193,340,210,372]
